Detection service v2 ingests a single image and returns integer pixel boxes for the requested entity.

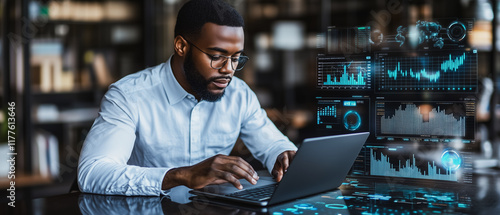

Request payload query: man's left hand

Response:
[271,150,296,182]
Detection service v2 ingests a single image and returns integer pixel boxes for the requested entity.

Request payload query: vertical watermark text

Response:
[6,102,16,207]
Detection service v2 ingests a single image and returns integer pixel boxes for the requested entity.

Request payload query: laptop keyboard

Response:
[227,184,277,201]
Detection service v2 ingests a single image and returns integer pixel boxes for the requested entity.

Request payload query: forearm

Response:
[161,167,188,190]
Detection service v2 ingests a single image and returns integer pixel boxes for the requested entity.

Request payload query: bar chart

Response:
[317,55,372,90]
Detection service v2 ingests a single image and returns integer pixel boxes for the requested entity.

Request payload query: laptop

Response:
[189,132,369,206]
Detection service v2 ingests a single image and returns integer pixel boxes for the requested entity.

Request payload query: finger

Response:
[224,161,258,185]
[282,153,290,172]
[214,156,258,185]
[218,171,243,189]
[275,157,284,182]
[220,156,259,183]
[271,168,278,179]
[289,151,296,162]
[276,168,284,182]
[226,156,259,180]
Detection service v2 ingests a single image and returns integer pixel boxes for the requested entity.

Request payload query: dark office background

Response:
[1,0,499,200]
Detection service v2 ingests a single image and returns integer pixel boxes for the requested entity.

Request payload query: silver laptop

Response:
[189,132,369,206]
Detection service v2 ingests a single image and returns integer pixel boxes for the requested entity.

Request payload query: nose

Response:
[219,58,235,75]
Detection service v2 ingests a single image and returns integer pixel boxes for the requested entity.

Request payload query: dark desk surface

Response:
[3,169,500,215]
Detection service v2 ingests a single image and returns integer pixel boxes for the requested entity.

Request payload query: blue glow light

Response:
[441,150,462,171]
[294,203,317,210]
[325,204,347,209]
[343,110,361,131]
[344,101,357,106]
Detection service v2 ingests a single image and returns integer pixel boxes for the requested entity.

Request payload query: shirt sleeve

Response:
[78,85,170,196]
[238,86,298,174]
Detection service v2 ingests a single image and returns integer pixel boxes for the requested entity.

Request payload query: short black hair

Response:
[174,0,244,40]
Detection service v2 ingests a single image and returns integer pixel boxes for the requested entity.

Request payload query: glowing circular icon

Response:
[293,203,316,210]
[343,110,361,131]
[447,21,467,42]
[441,149,462,171]
[370,29,384,45]
[325,204,347,209]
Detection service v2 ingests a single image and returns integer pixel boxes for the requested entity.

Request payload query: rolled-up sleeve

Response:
[78,85,170,196]
[238,87,298,174]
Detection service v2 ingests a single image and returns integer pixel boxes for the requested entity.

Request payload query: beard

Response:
[184,51,232,102]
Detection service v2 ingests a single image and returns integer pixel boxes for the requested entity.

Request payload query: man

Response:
[78,0,297,196]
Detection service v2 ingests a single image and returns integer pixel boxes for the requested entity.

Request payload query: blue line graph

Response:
[441,53,466,72]
[388,64,441,82]
[387,53,465,82]
[376,50,477,92]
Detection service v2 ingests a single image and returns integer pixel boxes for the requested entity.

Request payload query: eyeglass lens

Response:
[211,56,248,71]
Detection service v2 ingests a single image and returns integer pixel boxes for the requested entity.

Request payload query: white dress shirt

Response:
[78,57,297,196]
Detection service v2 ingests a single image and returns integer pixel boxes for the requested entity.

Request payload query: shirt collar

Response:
[162,56,190,105]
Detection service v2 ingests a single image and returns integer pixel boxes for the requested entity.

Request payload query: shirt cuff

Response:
[160,189,171,196]
[155,167,172,196]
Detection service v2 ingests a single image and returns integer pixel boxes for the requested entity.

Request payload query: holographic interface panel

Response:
[316,97,369,134]
[375,50,478,92]
[317,55,372,90]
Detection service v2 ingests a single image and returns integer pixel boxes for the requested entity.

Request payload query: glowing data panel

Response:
[371,148,458,181]
[389,19,474,49]
[375,50,477,92]
[317,55,372,90]
[327,26,371,54]
[317,97,369,134]
[375,101,475,141]
[352,145,473,183]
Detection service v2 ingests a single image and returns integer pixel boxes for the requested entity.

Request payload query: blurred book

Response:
[111,25,140,44]
[48,1,136,22]
[35,104,99,123]
[33,130,59,179]
[59,107,99,123]
[35,104,59,122]
[85,50,115,89]
[0,144,9,178]
[104,1,137,21]
[94,53,114,88]
[31,39,75,93]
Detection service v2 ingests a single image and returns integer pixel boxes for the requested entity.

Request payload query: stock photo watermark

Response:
[6,102,17,207]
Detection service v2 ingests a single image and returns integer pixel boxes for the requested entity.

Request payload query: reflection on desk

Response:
[3,171,500,214]
[78,194,163,214]
[77,186,257,215]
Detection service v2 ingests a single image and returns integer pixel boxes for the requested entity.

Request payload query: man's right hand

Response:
[162,154,259,190]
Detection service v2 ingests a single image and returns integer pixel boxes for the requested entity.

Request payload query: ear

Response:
[174,35,189,57]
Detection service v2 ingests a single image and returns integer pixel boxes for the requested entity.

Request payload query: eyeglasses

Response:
[183,38,249,71]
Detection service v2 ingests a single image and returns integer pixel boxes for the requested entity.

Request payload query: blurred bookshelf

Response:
[0,0,158,198]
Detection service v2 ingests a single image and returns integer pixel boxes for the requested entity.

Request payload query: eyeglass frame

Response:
[181,36,249,71]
